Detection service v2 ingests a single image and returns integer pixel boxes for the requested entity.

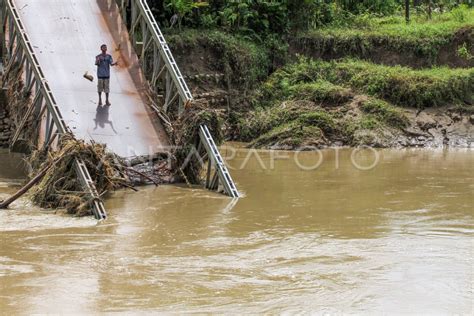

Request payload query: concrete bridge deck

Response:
[14,0,169,158]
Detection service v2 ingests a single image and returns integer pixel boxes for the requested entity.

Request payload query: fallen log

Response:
[125,166,159,187]
[120,182,139,192]
[0,157,61,209]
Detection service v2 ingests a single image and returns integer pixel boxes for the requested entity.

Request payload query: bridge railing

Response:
[0,0,107,219]
[113,0,239,197]
[114,0,193,114]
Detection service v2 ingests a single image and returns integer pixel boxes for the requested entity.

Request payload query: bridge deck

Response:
[14,0,169,158]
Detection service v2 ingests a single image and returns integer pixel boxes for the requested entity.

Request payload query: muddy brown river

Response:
[0,147,472,313]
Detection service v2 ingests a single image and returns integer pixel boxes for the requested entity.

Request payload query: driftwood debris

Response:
[0,157,61,209]
[125,166,159,187]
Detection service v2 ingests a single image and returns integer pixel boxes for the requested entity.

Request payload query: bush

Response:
[360,99,409,127]
[290,80,353,105]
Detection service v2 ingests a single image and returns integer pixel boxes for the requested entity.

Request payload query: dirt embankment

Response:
[235,95,473,150]
[289,27,474,69]
[168,31,473,149]
[403,107,473,147]
[0,65,35,151]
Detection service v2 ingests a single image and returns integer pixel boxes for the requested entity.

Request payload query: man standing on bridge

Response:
[95,44,118,106]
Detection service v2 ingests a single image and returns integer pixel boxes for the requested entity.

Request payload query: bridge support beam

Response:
[112,0,239,197]
[1,0,107,220]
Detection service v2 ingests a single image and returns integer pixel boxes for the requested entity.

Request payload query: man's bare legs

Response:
[105,93,110,106]
[98,92,102,106]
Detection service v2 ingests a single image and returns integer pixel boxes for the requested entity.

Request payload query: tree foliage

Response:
[156,0,473,37]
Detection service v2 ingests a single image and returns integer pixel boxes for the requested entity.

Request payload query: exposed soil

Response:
[242,95,473,150]
[289,27,474,69]
[168,33,473,149]
[437,26,474,68]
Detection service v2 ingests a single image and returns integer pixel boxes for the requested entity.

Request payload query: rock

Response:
[416,112,437,130]
[450,112,462,122]
[470,115,474,125]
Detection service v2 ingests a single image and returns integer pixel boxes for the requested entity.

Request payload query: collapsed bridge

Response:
[0,0,239,219]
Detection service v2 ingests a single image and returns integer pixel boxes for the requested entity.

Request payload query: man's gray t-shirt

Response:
[96,54,113,79]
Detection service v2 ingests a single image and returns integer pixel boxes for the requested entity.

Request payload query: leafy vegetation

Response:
[165,0,208,29]
[151,1,473,149]
[360,99,409,128]
[457,42,474,59]
[294,5,474,65]
[259,58,473,108]
[153,1,473,37]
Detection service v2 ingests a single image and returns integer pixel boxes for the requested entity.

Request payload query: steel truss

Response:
[115,0,193,114]
[113,0,239,197]
[0,0,107,220]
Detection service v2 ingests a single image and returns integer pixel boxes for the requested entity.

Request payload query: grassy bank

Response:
[162,8,473,149]
[291,6,474,68]
[236,57,472,148]
[237,96,409,149]
[259,58,473,108]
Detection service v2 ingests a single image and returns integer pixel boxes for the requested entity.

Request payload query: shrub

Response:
[360,99,409,127]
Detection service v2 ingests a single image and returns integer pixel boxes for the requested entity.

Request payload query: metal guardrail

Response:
[113,0,239,198]
[115,0,193,114]
[1,0,107,220]
[199,125,239,198]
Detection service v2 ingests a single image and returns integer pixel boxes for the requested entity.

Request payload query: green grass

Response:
[260,58,473,108]
[249,121,323,148]
[290,80,353,105]
[239,101,338,143]
[238,101,315,141]
[318,6,474,40]
[295,6,474,64]
[239,96,408,148]
[360,99,408,128]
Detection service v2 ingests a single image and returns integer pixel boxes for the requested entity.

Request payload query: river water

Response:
[0,147,472,313]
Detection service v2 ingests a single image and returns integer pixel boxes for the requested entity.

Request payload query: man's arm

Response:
[109,55,118,66]
[95,55,100,66]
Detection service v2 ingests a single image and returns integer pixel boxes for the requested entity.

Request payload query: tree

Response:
[165,0,208,29]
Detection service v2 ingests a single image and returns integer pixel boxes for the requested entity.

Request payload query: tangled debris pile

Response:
[0,65,223,217]
[28,135,130,216]
[170,100,222,184]
[2,63,35,151]
[16,103,221,216]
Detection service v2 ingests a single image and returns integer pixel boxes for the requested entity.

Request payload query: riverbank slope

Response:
[167,7,473,149]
